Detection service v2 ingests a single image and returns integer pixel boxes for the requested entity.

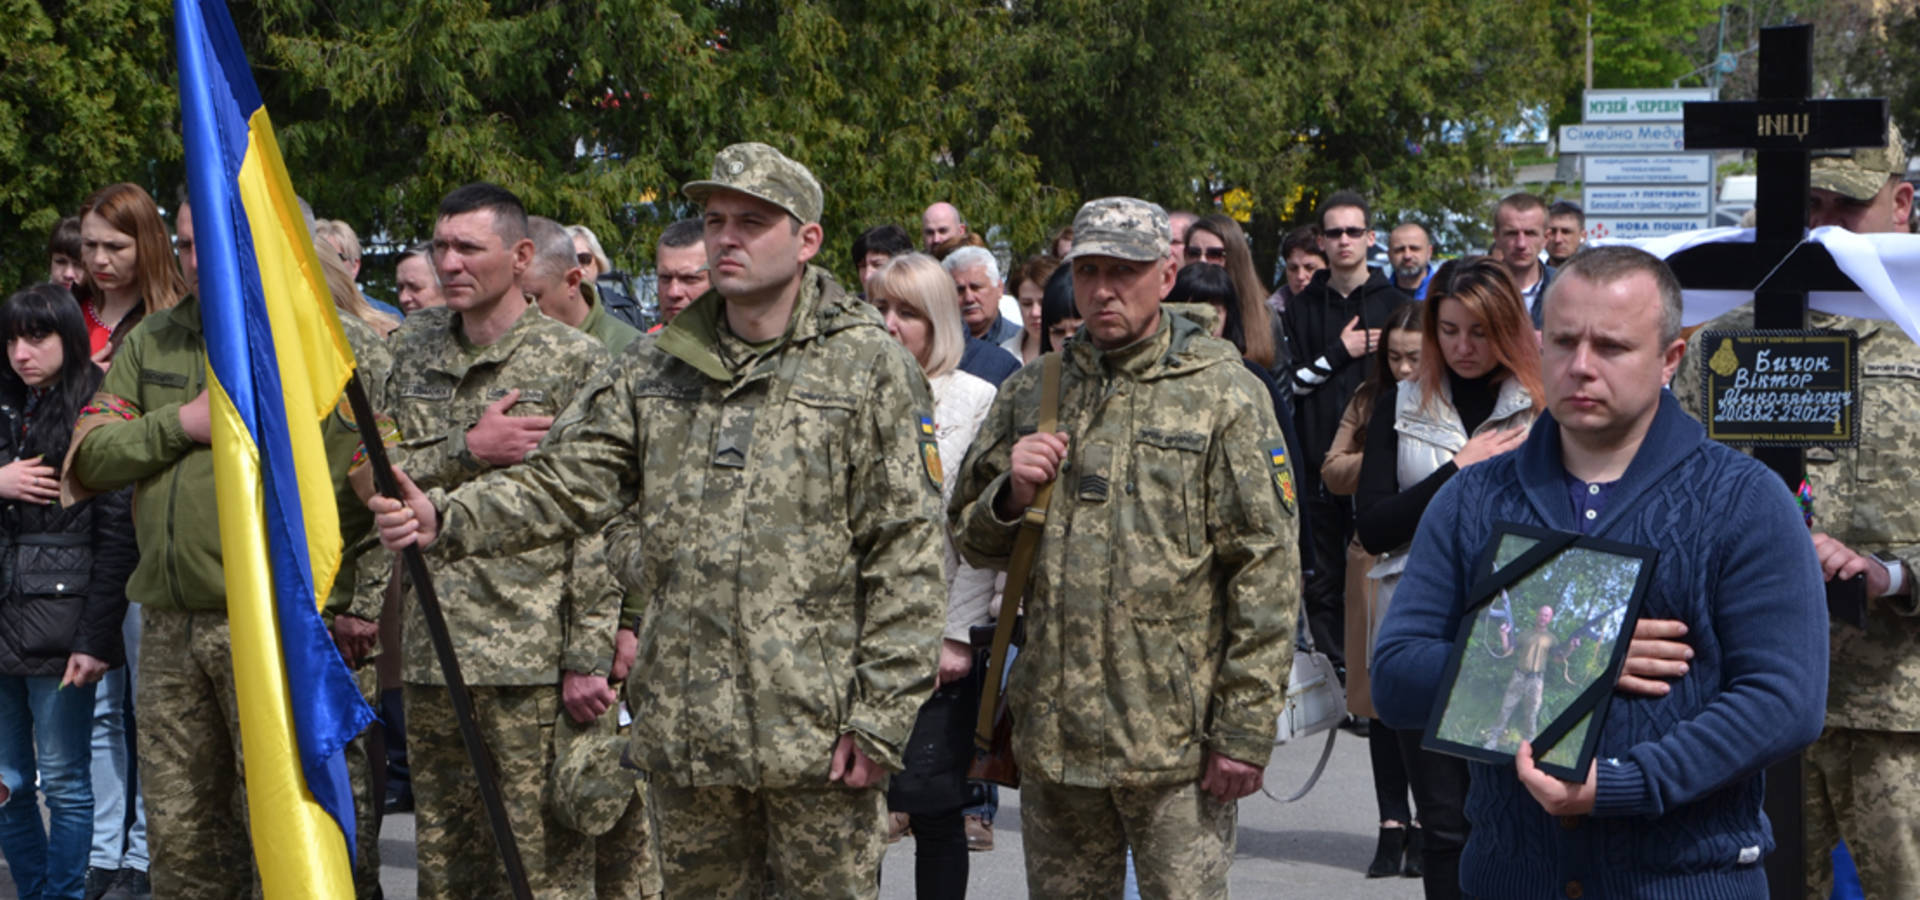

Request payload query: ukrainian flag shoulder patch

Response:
[1260,438,1296,516]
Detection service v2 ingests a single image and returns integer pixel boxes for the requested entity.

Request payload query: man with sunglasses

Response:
[1282,190,1412,678]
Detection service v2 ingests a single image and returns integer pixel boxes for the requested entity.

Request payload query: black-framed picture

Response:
[1421,522,1658,781]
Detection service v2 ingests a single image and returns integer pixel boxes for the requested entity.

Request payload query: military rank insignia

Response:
[1262,439,1296,515]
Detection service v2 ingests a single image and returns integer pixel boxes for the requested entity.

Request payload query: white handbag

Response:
[1266,622,1347,803]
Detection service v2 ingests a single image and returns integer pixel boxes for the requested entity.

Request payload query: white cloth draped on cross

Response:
[1602,227,1920,341]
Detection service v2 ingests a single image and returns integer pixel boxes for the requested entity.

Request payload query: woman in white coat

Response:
[1354,257,1543,900]
[865,253,998,900]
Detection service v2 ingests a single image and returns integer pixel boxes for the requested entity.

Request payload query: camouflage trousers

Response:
[649,783,887,899]
[1020,778,1236,900]
[137,609,258,900]
[1488,670,1546,746]
[1805,727,1920,900]
[347,662,382,898]
[405,682,593,900]
[596,780,662,899]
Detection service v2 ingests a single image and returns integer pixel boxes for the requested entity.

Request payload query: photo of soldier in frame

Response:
[1422,522,1657,780]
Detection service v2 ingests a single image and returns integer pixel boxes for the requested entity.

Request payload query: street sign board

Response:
[1559,123,1688,153]
[1583,186,1713,215]
[1585,217,1713,240]
[1584,88,1718,122]
[1583,154,1714,184]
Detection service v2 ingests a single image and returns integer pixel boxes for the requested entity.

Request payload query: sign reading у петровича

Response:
[1699,330,1859,448]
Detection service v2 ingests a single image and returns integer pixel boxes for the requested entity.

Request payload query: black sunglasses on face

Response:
[1322,227,1369,240]
[1183,246,1228,262]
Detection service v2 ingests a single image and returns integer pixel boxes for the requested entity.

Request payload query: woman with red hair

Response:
[1353,256,1542,899]
[75,184,188,364]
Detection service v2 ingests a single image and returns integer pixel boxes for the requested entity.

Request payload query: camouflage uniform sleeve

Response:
[1672,328,1708,422]
[1203,369,1301,767]
[606,508,646,629]
[561,530,620,676]
[329,316,395,621]
[948,377,1026,570]
[434,366,640,562]
[71,335,194,493]
[842,344,947,770]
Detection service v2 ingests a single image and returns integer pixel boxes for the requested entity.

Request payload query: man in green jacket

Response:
[369,142,947,899]
[65,210,389,900]
[521,215,641,357]
[949,197,1300,899]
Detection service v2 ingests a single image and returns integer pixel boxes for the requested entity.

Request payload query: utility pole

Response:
[1585,7,1594,90]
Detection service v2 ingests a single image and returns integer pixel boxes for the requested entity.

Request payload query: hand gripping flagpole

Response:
[343,374,533,900]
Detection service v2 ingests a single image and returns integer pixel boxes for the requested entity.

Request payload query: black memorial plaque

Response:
[1699,330,1859,447]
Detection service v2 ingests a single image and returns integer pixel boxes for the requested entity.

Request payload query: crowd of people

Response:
[0,119,1912,900]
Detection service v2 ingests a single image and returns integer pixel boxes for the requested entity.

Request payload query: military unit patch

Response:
[921,439,943,489]
[1263,440,1296,515]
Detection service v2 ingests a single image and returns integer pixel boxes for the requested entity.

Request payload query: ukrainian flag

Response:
[176,0,373,894]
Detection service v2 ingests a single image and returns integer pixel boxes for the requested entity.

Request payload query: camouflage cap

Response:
[549,711,638,837]
[1811,120,1909,202]
[1063,197,1170,263]
[682,142,824,224]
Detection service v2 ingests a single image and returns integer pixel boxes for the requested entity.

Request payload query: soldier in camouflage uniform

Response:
[517,211,661,899]
[369,143,947,900]
[376,183,617,900]
[948,197,1300,899]
[1674,124,1918,900]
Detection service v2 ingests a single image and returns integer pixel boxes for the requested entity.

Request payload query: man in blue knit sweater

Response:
[1373,246,1829,898]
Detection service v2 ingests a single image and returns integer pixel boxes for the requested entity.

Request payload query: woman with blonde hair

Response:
[1355,257,1541,899]
[315,240,399,337]
[75,184,189,362]
[565,224,611,280]
[864,252,995,900]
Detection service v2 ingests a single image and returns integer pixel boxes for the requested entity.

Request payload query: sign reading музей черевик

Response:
[1699,330,1859,447]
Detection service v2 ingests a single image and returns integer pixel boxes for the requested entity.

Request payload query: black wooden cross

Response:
[1669,23,1888,900]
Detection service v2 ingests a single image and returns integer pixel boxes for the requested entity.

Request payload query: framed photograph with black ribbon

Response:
[1421,522,1657,781]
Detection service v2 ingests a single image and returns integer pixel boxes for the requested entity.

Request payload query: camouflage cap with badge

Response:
[682,142,824,224]
[1062,197,1171,263]
[1811,121,1909,202]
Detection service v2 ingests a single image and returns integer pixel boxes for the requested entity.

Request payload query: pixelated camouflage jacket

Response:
[950,310,1301,786]
[325,314,393,623]
[1678,306,1920,731]
[381,302,618,685]
[428,266,948,787]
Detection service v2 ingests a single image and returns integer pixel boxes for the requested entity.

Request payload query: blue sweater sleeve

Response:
[1371,473,1476,730]
[1592,468,1830,818]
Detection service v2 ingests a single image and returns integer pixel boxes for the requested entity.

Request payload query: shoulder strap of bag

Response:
[974,352,1062,754]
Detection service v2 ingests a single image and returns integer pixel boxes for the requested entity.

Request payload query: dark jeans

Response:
[1303,486,1351,671]
[907,810,968,900]
[1409,749,1470,900]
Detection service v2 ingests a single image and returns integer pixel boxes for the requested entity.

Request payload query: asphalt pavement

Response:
[3,729,1425,899]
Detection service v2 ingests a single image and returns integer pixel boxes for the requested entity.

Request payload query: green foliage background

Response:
[0,0,1907,292]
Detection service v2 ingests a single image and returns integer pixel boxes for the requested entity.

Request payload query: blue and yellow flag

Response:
[175,0,373,894]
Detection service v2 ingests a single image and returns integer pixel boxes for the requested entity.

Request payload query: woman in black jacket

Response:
[0,284,135,900]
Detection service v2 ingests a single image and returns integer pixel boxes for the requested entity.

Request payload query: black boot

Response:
[1403,825,1425,878]
[1367,825,1407,878]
